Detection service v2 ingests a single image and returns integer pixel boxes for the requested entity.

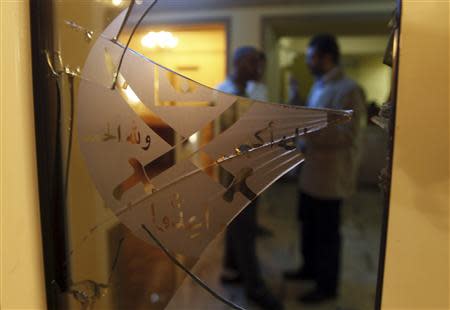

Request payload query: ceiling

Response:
[152,0,394,12]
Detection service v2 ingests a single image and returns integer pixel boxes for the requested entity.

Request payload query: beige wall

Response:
[146,2,393,61]
[346,55,391,105]
[0,1,47,309]
[382,1,450,309]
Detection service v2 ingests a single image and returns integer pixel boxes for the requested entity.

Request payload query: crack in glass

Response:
[51,0,353,308]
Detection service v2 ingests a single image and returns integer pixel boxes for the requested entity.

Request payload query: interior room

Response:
[49,1,393,309]
[4,0,449,310]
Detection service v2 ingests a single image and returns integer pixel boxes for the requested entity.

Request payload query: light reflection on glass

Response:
[188,133,199,144]
[141,31,179,49]
[122,84,140,105]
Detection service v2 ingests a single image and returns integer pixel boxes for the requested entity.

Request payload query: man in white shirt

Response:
[217,46,283,310]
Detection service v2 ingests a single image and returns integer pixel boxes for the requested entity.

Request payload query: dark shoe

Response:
[298,289,336,304]
[247,288,284,310]
[283,268,314,281]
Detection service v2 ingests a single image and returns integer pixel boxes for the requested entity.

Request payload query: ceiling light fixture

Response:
[141,31,179,49]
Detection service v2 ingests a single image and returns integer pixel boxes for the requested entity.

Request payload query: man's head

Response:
[232,46,260,82]
[306,34,340,78]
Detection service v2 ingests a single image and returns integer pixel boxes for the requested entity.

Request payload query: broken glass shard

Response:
[75,0,352,308]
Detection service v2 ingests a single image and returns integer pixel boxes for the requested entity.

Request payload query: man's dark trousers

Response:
[299,191,342,294]
[224,200,263,293]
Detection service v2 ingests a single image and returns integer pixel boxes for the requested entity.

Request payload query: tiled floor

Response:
[167,179,385,310]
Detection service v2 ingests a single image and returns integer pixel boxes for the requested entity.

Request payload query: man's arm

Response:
[306,87,366,149]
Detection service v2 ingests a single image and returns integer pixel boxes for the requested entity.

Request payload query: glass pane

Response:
[33,0,395,309]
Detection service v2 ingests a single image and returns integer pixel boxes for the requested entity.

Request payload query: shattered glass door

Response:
[31,1,367,309]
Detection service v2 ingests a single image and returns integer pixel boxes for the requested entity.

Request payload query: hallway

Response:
[167,179,384,310]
